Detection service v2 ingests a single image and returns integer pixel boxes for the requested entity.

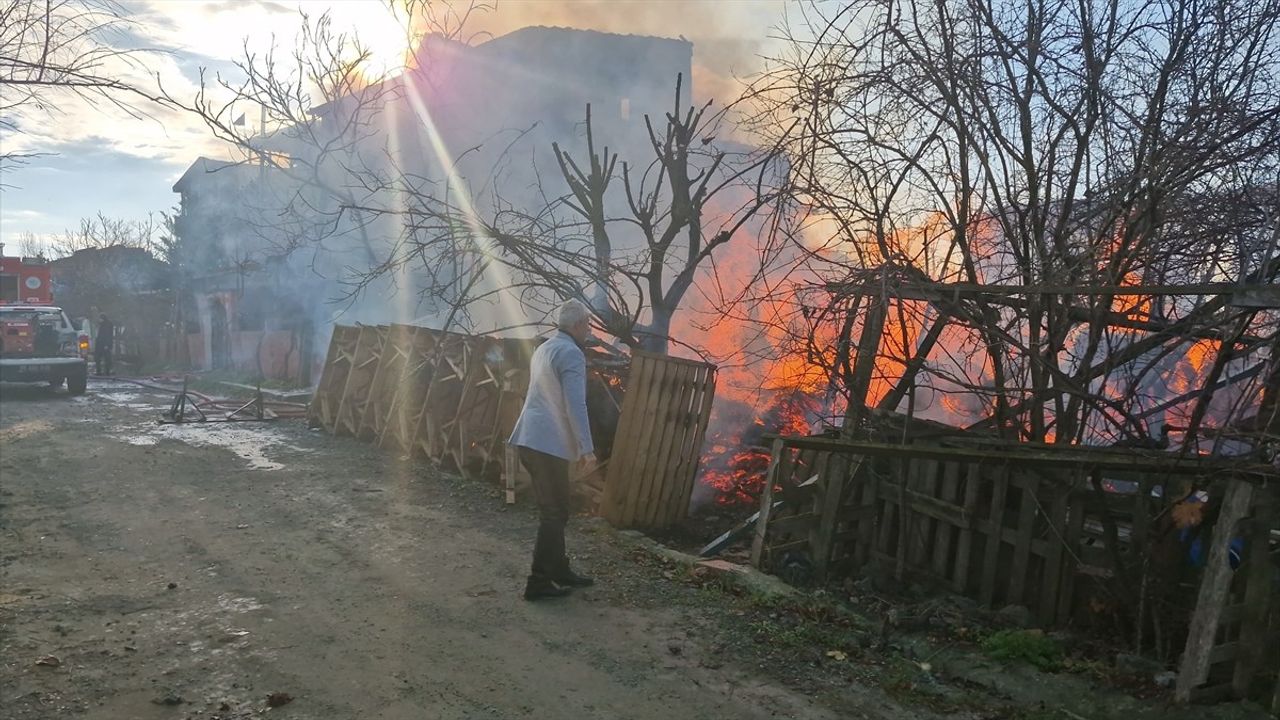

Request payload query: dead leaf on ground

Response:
[35,655,60,667]
[826,650,848,661]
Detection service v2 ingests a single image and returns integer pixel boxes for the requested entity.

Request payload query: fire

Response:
[1113,268,1151,321]
[699,389,817,507]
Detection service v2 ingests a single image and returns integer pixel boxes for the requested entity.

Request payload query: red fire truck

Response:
[0,251,90,395]
[0,253,52,305]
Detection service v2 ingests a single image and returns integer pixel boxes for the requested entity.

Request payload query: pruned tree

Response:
[165,2,788,356]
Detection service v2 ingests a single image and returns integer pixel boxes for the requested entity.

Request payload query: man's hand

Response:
[578,452,598,475]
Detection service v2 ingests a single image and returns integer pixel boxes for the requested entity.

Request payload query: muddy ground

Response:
[0,380,1273,720]
[0,379,941,720]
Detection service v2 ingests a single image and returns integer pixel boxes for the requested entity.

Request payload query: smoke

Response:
[422,0,782,105]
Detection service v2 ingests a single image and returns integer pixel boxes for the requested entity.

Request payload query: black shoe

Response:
[553,570,595,588]
[523,579,572,601]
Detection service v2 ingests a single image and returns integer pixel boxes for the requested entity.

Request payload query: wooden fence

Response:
[309,326,714,526]
[309,324,538,497]
[600,352,717,527]
[749,435,1278,709]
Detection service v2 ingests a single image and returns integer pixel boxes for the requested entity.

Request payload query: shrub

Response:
[981,629,1062,671]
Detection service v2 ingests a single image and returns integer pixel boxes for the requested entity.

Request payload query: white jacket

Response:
[509,331,595,460]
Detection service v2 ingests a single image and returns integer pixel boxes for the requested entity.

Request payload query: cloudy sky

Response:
[0,0,785,251]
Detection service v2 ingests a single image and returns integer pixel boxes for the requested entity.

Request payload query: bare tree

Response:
[15,230,48,259]
[165,3,787,355]
[0,0,158,175]
[52,212,161,258]
[743,0,1280,446]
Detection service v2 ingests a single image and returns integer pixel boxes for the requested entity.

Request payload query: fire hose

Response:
[105,376,311,419]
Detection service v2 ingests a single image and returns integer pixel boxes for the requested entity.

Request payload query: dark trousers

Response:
[94,347,112,376]
[518,446,571,581]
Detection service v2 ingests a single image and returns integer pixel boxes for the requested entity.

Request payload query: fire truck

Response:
[0,249,90,395]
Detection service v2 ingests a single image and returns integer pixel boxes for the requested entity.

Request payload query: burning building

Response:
[171,157,322,382]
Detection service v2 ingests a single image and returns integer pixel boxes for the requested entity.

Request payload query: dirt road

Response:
[1,380,930,720]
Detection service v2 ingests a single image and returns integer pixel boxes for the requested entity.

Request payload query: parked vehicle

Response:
[0,305,90,395]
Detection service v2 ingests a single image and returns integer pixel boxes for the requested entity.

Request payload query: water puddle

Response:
[97,385,309,470]
[131,423,310,470]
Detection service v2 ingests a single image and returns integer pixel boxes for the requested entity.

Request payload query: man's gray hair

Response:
[556,299,591,330]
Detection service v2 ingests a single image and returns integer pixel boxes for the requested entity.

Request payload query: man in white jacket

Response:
[509,299,598,600]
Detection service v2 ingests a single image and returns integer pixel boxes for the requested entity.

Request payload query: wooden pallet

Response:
[748,435,1280,708]
[311,326,714,522]
[600,351,716,528]
[306,325,360,430]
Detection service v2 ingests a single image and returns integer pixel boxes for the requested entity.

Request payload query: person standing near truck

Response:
[94,312,114,376]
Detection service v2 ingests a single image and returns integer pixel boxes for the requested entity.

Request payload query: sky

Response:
[0,0,786,253]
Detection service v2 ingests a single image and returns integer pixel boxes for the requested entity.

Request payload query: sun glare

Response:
[324,2,415,80]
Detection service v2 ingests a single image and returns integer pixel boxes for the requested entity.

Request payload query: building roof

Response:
[172,157,259,193]
[311,25,693,116]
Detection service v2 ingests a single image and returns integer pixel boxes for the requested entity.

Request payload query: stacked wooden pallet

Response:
[308,323,536,499]
[309,326,717,527]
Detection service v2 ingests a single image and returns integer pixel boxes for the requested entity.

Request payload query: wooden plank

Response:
[332,325,376,436]
[379,328,436,451]
[357,324,410,441]
[952,463,982,594]
[350,325,390,435]
[618,354,667,526]
[750,438,786,568]
[810,454,855,582]
[306,325,343,427]
[852,457,879,567]
[876,457,899,558]
[766,435,1273,478]
[643,361,696,525]
[1007,476,1041,605]
[604,352,650,523]
[980,464,1010,606]
[448,342,486,473]
[350,326,389,434]
[632,359,680,524]
[770,512,821,534]
[662,363,714,526]
[1038,482,1071,626]
[875,479,971,529]
[1176,479,1256,703]
[905,459,934,567]
[931,461,961,581]
[599,354,649,522]
[1232,494,1276,697]
[504,443,518,505]
[669,364,716,525]
[409,339,448,460]
[631,356,682,526]
[313,325,359,432]
[374,325,419,449]
[605,354,656,524]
